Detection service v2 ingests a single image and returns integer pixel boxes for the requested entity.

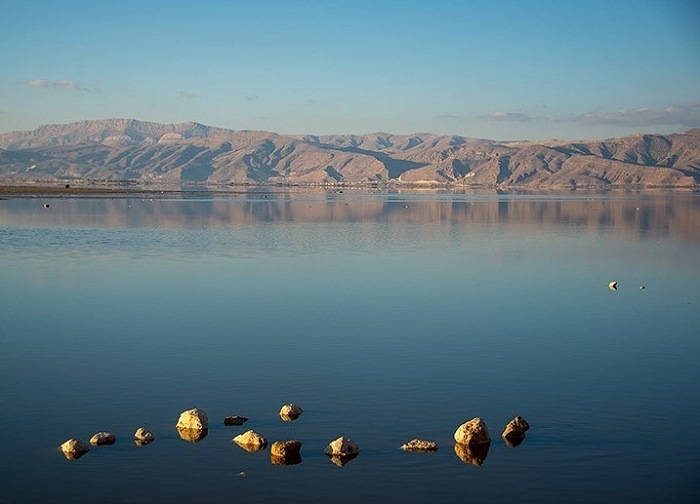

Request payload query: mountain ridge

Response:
[1,119,699,188]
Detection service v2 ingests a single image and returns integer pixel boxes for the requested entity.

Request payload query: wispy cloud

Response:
[25,79,88,92]
[476,111,531,122]
[177,91,197,100]
[245,95,259,101]
[435,114,463,120]
[555,102,700,127]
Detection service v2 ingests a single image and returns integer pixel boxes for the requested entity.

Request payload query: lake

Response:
[1,188,699,503]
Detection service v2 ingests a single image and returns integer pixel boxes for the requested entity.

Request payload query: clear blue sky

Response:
[1,0,698,140]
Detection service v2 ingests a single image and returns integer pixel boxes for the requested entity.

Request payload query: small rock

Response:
[224,415,248,426]
[89,432,116,446]
[453,442,490,466]
[608,281,618,291]
[501,416,530,445]
[269,439,302,465]
[400,439,438,452]
[454,417,491,446]
[60,438,90,460]
[233,430,267,451]
[134,427,155,446]
[323,436,360,457]
[176,408,208,430]
[279,403,302,421]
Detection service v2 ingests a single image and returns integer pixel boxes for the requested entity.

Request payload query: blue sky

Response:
[1,0,698,140]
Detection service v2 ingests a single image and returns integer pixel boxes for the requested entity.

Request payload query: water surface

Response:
[1,190,699,503]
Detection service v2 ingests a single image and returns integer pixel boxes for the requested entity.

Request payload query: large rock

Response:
[400,439,438,452]
[279,404,302,421]
[176,408,208,430]
[502,416,530,446]
[134,427,155,446]
[233,430,268,451]
[60,438,90,460]
[89,432,116,446]
[453,417,491,445]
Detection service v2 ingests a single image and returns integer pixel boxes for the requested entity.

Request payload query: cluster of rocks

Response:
[59,405,529,467]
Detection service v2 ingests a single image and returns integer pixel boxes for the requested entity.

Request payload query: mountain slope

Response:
[1,119,698,188]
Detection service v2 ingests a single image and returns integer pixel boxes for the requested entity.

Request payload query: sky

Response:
[0,0,698,141]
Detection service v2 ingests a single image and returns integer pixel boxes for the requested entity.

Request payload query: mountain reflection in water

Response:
[1,190,699,243]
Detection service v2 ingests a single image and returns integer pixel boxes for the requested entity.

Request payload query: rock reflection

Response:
[326,453,359,467]
[270,453,302,466]
[453,442,490,466]
[177,427,208,443]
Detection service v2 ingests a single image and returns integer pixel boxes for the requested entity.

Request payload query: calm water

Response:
[1,189,699,503]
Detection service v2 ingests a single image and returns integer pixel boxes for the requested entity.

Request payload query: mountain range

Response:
[1,119,699,188]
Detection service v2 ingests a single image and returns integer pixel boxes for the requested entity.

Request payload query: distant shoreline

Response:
[1,181,697,199]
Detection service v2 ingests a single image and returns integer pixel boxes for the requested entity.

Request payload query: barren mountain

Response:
[1,119,698,188]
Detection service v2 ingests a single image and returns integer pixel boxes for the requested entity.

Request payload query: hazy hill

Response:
[1,119,698,188]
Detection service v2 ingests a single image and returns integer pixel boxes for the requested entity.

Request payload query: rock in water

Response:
[279,403,302,421]
[89,432,116,446]
[60,438,90,460]
[400,439,438,451]
[323,436,360,457]
[176,408,208,430]
[453,417,491,445]
[502,416,530,445]
[224,415,248,426]
[233,430,268,451]
[134,427,155,446]
[269,440,302,465]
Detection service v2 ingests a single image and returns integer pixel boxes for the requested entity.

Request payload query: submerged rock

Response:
[453,442,490,466]
[60,438,90,460]
[224,415,248,426]
[608,281,618,291]
[502,416,530,446]
[134,427,155,446]
[233,430,268,451]
[400,439,438,452]
[89,432,116,446]
[176,408,208,431]
[454,417,491,446]
[279,404,303,421]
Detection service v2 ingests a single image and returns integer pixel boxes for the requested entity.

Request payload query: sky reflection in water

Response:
[1,191,699,503]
